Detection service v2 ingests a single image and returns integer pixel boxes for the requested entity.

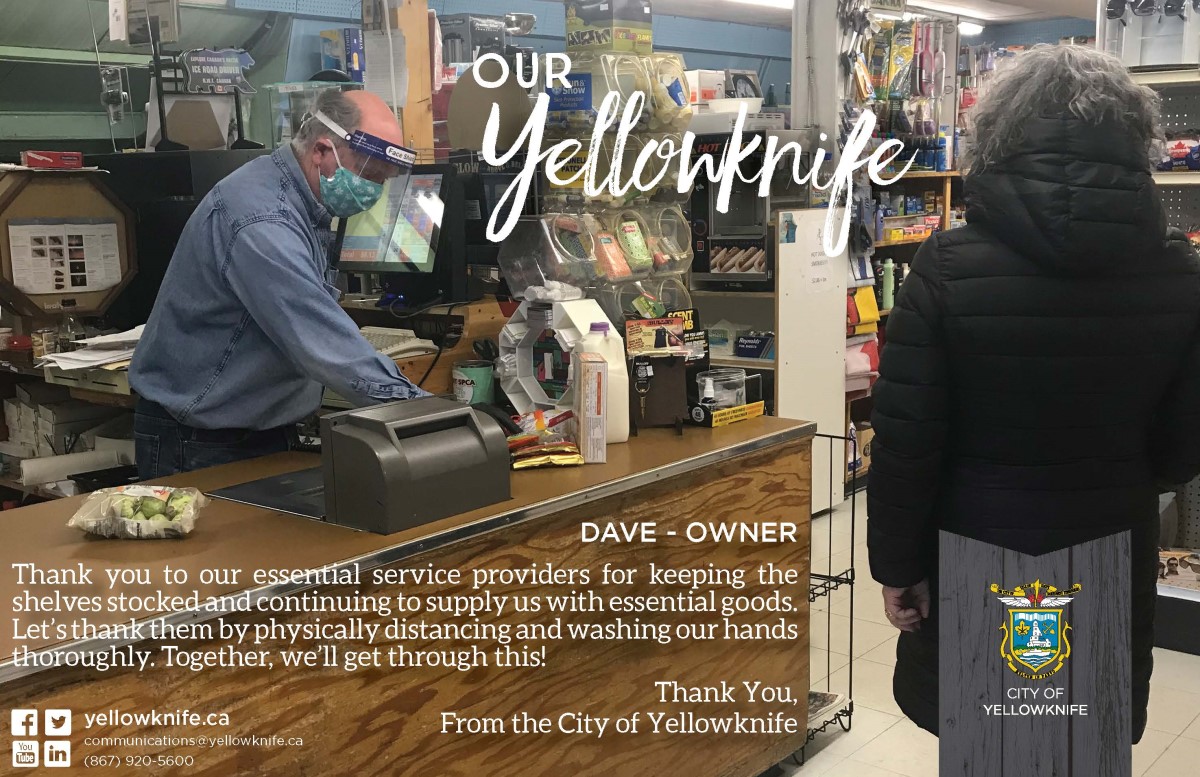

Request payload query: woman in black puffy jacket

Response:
[867,44,1200,742]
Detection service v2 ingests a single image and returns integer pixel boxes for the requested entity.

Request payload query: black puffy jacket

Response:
[866,111,1200,740]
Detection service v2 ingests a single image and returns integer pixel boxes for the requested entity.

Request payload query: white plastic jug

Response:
[577,321,630,444]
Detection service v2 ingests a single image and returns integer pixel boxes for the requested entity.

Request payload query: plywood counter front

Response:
[0,417,815,776]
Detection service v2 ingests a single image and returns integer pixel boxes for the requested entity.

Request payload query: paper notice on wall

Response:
[780,209,843,295]
[109,0,129,42]
[7,220,122,296]
[364,30,410,112]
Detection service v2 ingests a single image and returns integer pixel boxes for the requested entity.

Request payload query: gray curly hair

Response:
[291,88,362,154]
[969,44,1162,172]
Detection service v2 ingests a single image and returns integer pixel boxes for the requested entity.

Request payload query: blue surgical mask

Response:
[318,146,383,217]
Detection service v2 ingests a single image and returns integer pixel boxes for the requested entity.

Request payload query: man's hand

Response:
[882,580,930,633]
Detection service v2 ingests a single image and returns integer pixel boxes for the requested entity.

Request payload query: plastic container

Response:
[542,136,650,211]
[708,97,764,114]
[546,52,653,134]
[495,215,602,298]
[647,204,694,275]
[696,368,747,410]
[646,54,692,132]
[578,321,629,444]
[647,132,687,203]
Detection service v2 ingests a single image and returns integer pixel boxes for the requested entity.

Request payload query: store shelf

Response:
[1131,68,1200,87]
[1154,172,1200,186]
[896,170,960,179]
[709,356,775,370]
[882,212,942,223]
[0,475,63,500]
[689,290,776,299]
[0,362,44,378]
[876,234,930,248]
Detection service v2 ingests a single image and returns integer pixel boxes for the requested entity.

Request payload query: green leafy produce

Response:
[140,497,167,517]
[114,497,137,519]
[130,511,147,521]
[167,494,193,514]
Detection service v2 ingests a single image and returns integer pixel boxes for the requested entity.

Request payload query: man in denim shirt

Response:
[131,90,428,479]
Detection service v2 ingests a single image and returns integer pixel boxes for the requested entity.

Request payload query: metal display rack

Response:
[792,433,858,766]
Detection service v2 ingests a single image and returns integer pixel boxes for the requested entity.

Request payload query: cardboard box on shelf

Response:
[3,399,20,431]
[35,416,102,455]
[572,352,607,464]
[94,435,135,465]
[566,0,652,55]
[321,28,366,83]
[16,382,70,407]
[686,70,726,106]
[81,414,134,450]
[36,399,121,426]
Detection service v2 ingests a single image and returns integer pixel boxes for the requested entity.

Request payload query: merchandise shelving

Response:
[1154,172,1200,186]
[708,356,776,370]
[1129,69,1200,87]
[876,234,932,248]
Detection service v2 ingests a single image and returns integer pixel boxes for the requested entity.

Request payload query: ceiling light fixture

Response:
[958,20,985,35]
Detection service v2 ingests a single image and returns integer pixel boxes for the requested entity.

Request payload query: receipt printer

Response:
[320,397,511,534]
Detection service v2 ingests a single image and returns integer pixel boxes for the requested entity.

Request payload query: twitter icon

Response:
[44,709,70,737]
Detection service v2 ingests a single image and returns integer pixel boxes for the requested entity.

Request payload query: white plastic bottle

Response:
[577,321,630,444]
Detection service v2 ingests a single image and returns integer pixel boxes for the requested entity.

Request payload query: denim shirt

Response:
[130,146,428,430]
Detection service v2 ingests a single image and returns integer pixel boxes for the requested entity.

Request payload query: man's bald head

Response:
[344,90,403,147]
[290,87,406,200]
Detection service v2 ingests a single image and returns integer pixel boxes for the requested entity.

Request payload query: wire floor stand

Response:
[789,433,858,767]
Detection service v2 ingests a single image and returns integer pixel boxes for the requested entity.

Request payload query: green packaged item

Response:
[632,290,667,319]
[618,219,654,273]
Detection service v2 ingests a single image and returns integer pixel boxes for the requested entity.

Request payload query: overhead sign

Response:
[180,48,257,95]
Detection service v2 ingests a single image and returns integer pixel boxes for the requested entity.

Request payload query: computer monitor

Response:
[338,164,466,308]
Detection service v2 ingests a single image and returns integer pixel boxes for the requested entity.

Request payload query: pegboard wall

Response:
[1159,186,1200,231]
[1160,85,1200,132]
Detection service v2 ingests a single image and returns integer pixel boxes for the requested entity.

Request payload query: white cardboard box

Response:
[17,402,36,432]
[81,414,134,449]
[686,69,725,105]
[572,352,607,464]
[3,398,20,430]
[94,435,135,464]
[35,416,102,454]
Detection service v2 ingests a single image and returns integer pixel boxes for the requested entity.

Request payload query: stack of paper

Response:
[42,326,143,371]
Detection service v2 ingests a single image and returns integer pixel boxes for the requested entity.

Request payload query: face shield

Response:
[311,110,416,186]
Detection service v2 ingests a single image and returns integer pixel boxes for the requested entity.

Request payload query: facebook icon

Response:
[10,709,36,737]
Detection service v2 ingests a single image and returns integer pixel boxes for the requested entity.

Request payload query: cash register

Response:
[209,397,511,534]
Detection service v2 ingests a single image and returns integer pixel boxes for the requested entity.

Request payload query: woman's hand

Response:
[882,580,930,632]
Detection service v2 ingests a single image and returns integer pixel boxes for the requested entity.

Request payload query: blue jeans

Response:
[134,399,296,480]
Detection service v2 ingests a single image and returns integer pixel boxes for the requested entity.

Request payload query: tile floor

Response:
[785,499,1200,776]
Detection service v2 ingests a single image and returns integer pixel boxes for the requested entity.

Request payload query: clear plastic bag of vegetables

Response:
[67,485,206,539]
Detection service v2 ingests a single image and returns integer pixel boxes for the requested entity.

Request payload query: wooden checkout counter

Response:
[0,417,815,776]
